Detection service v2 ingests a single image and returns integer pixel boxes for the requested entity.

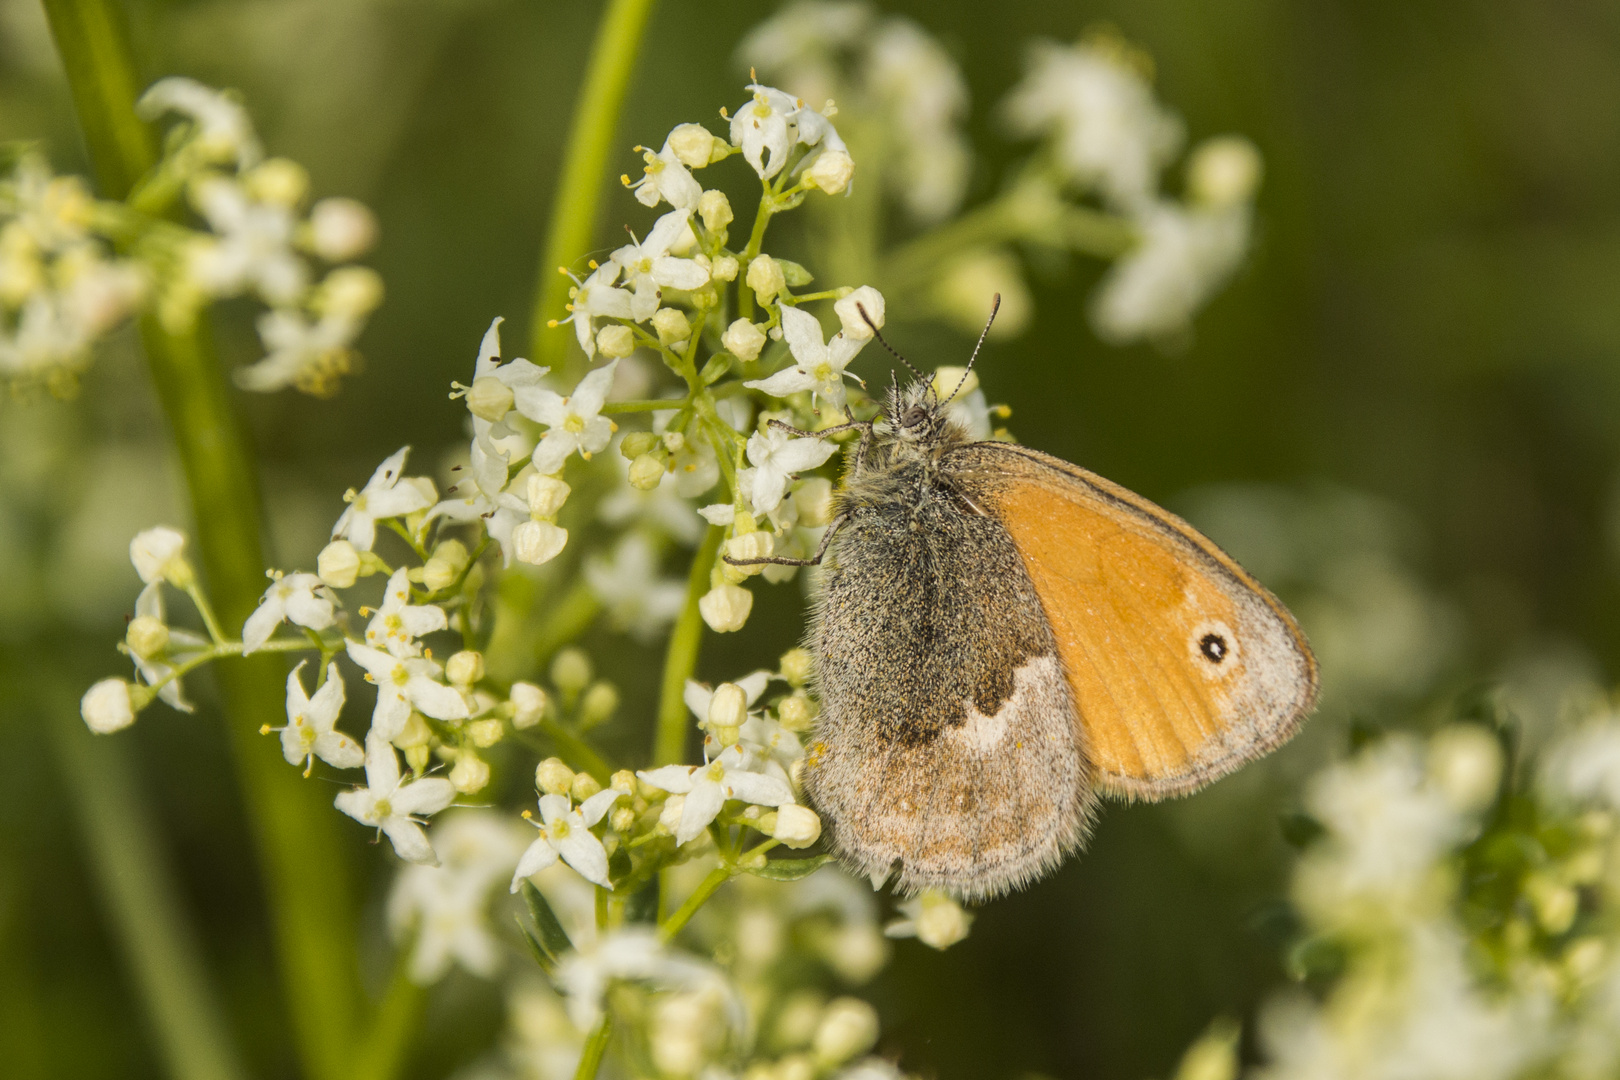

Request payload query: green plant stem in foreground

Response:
[654,526,724,766]
[45,686,247,1080]
[574,1015,614,1080]
[531,0,661,377]
[42,5,374,1078]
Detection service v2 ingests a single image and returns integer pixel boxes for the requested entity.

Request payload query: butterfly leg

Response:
[722,513,849,567]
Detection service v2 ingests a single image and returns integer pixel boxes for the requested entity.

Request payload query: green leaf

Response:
[520,880,574,959]
[516,921,555,974]
[740,853,834,881]
[699,352,733,385]
[777,259,814,287]
[1278,810,1325,849]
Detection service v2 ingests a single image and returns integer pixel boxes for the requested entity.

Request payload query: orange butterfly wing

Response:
[947,443,1318,800]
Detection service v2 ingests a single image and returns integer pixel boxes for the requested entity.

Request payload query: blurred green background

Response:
[3,0,1620,1077]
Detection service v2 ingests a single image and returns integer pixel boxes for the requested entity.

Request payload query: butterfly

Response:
[728,301,1318,900]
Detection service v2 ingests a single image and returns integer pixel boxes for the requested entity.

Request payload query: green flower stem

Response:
[653,525,724,766]
[45,688,248,1080]
[573,1015,614,1080]
[537,717,613,783]
[659,864,733,942]
[602,397,681,414]
[43,6,365,1078]
[530,0,661,376]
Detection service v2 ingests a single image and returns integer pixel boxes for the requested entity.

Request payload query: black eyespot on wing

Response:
[1199,633,1228,663]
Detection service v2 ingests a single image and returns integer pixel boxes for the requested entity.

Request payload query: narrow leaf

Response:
[520,879,574,958]
[740,853,834,881]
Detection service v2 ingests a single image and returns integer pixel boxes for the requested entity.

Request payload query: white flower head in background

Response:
[236,306,362,395]
[553,928,744,1034]
[242,571,334,654]
[1089,201,1249,345]
[334,733,457,865]
[510,791,621,893]
[364,568,448,658]
[745,304,868,409]
[584,533,686,641]
[1002,38,1184,212]
[344,639,469,741]
[273,661,362,775]
[864,17,972,222]
[331,447,435,551]
[522,360,620,475]
[389,811,529,983]
[185,174,307,306]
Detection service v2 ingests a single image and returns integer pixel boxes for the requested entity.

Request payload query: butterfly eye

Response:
[901,405,928,428]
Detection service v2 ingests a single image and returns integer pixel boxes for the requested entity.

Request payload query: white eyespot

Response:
[1190,619,1239,677]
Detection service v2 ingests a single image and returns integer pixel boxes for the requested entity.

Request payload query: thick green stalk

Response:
[573,1015,614,1080]
[46,688,248,1080]
[530,0,660,376]
[653,526,723,765]
[349,959,424,1080]
[44,5,363,1078]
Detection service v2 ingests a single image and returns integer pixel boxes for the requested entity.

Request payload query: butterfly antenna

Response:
[858,303,928,389]
[947,293,1000,404]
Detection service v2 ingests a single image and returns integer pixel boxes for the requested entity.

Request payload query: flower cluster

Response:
[0,78,381,396]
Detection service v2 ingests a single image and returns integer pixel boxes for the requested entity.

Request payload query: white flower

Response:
[137,77,263,169]
[236,307,362,395]
[813,997,880,1065]
[745,425,836,514]
[510,791,621,892]
[609,210,709,322]
[521,361,619,475]
[82,678,135,734]
[276,661,362,775]
[884,890,973,949]
[364,568,448,659]
[129,526,188,585]
[1002,39,1183,211]
[1543,715,1620,809]
[638,744,795,845]
[684,672,772,729]
[560,262,634,359]
[186,176,307,305]
[730,84,802,179]
[629,138,703,211]
[331,447,435,552]
[388,810,528,982]
[334,733,457,864]
[1089,202,1250,344]
[553,928,743,1033]
[242,572,335,654]
[865,18,972,222]
[745,304,867,408]
[736,3,872,95]
[833,286,886,341]
[583,534,686,642]
[345,640,469,741]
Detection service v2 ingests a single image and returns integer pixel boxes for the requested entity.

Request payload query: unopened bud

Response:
[317,539,361,589]
[527,474,571,520]
[777,693,815,732]
[571,772,604,802]
[551,648,592,697]
[125,615,169,659]
[812,998,879,1066]
[652,307,690,346]
[726,531,774,576]
[668,124,719,169]
[450,752,491,794]
[658,794,686,834]
[392,711,432,750]
[81,678,135,734]
[722,318,767,362]
[699,582,753,632]
[708,682,749,730]
[745,256,785,302]
[773,804,822,849]
[422,539,470,592]
[445,650,484,687]
[314,266,384,319]
[834,286,885,341]
[580,681,620,728]
[468,717,504,747]
[610,805,638,833]
[620,432,659,459]
[699,189,733,232]
[509,681,547,728]
[629,453,666,490]
[512,520,567,565]
[535,757,575,796]
[610,769,637,794]
[130,526,192,587]
[308,197,378,260]
[779,648,814,688]
[1187,136,1262,209]
[711,254,739,282]
[404,743,432,774]
[466,375,514,423]
[596,323,636,359]
[246,157,309,206]
[803,148,854,195]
